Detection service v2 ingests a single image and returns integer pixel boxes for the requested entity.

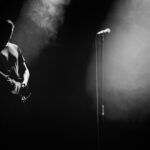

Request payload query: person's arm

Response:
[17,46,30,87]
[10,47,30,94]
[21,62,30,87]
[8,61,30,95]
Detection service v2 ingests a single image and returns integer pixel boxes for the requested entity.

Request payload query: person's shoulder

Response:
[6,42,20,55]
[7,42,18,50]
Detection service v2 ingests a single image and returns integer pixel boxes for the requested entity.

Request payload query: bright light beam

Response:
[12,0,71,64]
[87,0,150,122]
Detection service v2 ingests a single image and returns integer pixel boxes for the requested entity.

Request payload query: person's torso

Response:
[0,42,20,80]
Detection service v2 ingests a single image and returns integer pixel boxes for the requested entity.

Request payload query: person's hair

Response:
[0,19,15,49]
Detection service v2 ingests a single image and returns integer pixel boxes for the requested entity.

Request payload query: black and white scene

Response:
[1,0,150,149]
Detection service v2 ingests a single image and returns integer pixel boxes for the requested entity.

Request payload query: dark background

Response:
[1,0,147,149]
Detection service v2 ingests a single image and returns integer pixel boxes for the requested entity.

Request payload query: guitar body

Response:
[0,71,31,102]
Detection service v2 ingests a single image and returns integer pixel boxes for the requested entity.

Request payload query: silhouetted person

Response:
[0,19,30,144]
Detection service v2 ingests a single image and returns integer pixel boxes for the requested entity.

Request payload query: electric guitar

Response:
[0,71,31,102]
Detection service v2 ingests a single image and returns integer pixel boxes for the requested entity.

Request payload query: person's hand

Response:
[21,82,27,88]
[7,78,22,95]
[13,81,22,94]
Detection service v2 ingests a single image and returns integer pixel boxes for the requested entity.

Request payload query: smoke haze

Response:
[26,0,70,37]
[87,0,150,122]
[12,0,71,63]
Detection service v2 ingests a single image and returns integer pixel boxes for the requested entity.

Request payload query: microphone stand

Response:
[95,33,105,149]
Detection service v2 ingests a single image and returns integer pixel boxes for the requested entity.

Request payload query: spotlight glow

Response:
[87,0,150,121]
[26,0,70,36]
[12,0,71,63]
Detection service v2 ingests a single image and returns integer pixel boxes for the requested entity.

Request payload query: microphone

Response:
[97,28,111,35]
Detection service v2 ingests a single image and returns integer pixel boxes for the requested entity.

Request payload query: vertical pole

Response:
[101,35,104,150]
[95,34,100,149]
[101,35,104,117]
[95,34,105,149]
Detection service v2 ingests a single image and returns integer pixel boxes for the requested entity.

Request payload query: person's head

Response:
[0,19,14,50]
